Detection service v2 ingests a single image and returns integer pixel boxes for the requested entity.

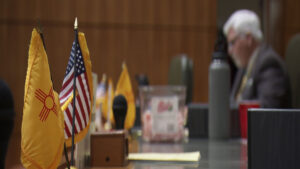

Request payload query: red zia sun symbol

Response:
[35,87,58,122]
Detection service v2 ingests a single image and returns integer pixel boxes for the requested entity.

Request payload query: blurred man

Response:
[223,9,291,108]
[0,79,15,168]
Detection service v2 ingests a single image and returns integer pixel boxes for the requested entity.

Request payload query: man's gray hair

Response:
[223,9,263,42]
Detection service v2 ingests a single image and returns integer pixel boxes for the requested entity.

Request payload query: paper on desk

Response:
[128,151,200,162]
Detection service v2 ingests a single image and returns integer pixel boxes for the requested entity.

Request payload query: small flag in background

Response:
[21,28,64,169]
[96,74,107,108]
[115,63,136,129]
[95,74,107,130]
[59,32,93,147]
[102,78,115,130]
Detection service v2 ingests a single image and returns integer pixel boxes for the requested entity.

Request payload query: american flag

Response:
[59,40,91,140]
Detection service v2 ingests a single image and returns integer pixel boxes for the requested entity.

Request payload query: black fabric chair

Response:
[168,54,193,104]
[248,108,300,169]
[285,34,300,108]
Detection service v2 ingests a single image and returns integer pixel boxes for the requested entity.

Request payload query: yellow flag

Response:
[102,78,115,126]
[96,74,107,108]
[95,74,107,130]
[115,63,136,129]
[21,29,64,169]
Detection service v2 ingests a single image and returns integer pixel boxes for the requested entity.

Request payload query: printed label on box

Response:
[151,96,179,135]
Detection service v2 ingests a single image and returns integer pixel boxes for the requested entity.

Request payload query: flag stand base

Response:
[90,130,128,167]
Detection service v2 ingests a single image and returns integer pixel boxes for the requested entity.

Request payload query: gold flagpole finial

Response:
[74,17,78,30]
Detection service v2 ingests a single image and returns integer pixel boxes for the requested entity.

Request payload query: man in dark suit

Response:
[223,9,291,108]
[0,79,15,169]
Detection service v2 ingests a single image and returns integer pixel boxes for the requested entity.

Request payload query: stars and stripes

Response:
[59,41,91,139]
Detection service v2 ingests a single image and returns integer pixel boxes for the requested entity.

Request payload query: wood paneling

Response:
[282,0,300,53]
[0,0,216,168]
[265,0,300,57]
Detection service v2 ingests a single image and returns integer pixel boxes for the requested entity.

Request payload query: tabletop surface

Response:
[130,138,248,169]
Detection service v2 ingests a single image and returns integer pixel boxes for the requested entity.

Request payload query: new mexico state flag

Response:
[21,28,64,169]
[115,63,136,129]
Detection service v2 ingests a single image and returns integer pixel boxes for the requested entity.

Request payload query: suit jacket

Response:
[230,44,291,108]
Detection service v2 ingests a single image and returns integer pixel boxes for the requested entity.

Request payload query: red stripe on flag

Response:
[78,75,91,113]
[60,87,73,102]
[75,99,83,131]
[75,99,86,128]
[77,76,90,125]
[66,107,79,135]
[64,109,73,138]
[76,94,87,127]
[64,121,71,138]
[61,73,73,90]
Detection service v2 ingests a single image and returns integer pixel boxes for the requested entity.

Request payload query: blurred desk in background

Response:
[89,137,247,169]
[87,103,243,169]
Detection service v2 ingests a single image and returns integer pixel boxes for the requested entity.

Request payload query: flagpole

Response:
[70,17,78,167]
[36,20,46,49]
